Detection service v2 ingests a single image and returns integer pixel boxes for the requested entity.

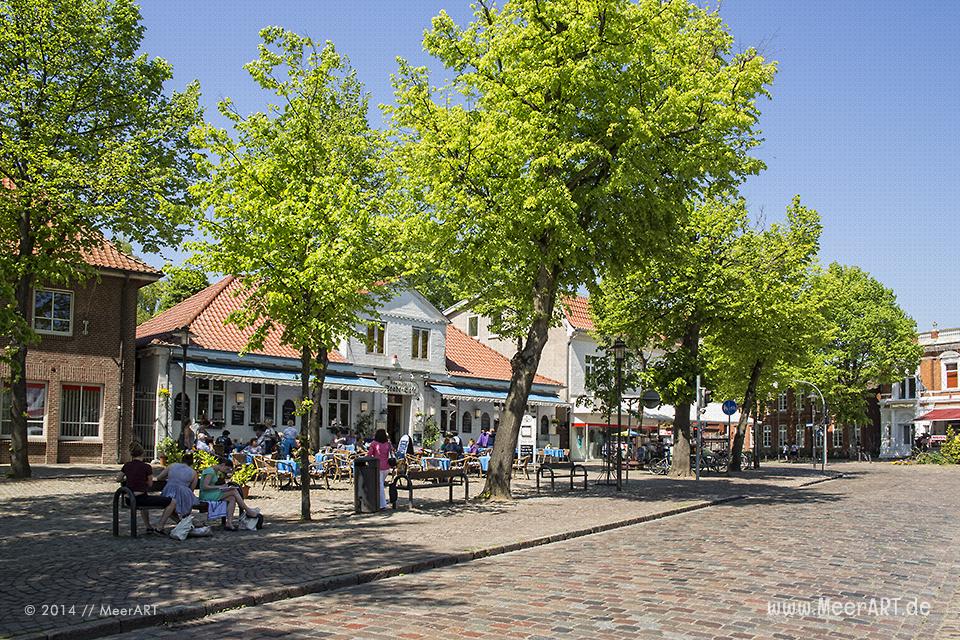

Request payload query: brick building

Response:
[757,388,873,459]
[0,239,161,464]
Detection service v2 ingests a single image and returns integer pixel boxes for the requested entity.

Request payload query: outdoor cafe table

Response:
[420,456,451,471]
[277,459,300,476]
[543,447,565,460]
[478,455,491,472]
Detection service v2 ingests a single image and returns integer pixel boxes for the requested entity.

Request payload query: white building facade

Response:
[134,278,564,454]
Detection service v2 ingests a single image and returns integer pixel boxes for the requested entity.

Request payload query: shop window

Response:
[61,385,102,439]
[250,382,276,426]
[328,389,351,428]
[1,383,46,437]
[196,378,225,426]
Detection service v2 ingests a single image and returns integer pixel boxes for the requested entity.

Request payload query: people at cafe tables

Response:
[195,413,213,439]
[242,438,262,455]
[279,420,297,458]
[466,438,480,455]
[117,441,177,534]
[196,433,214,453]
[258,419,279,455]
[215,430,233,453]
[487,427,497,448]
[442,434,464,457]
[477,428,490,449]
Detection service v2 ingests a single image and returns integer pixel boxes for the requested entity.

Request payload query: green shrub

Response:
[915,451,951,465]
[230,463,257,486]
[193,449,220,472]
[156,437,183,464]
[941,428,960,463]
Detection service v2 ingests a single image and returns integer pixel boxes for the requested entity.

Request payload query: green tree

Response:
[190,28,401,520]
[703,197,824,471]
[592,198,748,476]
[0,0,200,477]
[390,0,775,497]
[804,263,921,428]
[137,264,208,324]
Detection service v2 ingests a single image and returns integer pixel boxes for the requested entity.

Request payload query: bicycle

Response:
[648,456,670,475]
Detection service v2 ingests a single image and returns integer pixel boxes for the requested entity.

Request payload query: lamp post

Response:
[172,327,192,440]
[611,338,627,491]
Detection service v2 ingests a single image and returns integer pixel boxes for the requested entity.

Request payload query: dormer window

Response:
[33,288,73,335]
[412,327,429,360]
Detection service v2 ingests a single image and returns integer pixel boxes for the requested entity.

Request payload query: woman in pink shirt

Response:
[367,428,393,509]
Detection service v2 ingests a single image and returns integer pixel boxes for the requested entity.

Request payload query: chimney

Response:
[931,321,939,340]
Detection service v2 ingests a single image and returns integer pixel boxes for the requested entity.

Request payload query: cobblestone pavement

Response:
[0,462,832,638]
[96,463,960,640]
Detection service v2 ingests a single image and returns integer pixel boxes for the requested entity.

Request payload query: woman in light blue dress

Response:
[155,452,198,517]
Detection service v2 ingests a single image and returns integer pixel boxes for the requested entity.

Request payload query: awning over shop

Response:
[429,383,565,406]
[915,408,960,422]
[185,362,385,393]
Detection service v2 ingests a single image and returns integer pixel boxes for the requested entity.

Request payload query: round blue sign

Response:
[721,400,737,415]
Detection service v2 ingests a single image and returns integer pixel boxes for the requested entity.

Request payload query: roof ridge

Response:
[100,237,160,275]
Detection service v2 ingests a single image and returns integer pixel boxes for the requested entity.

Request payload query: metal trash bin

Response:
[354,456,380,514]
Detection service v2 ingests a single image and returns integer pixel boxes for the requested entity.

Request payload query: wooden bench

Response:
[389,468,469,509]
[536,461,588,492]
[111,481,218,538]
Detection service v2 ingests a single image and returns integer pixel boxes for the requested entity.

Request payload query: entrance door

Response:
[387,394,405,444]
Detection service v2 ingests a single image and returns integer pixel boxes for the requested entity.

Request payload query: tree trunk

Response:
[298,347,312,521]
[481,266,559,500]
[729,358,763,472]
[309,350,329,454]
[8,227,34,478]
[669,323,700,478]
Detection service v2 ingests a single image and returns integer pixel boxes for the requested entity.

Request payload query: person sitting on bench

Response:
[117,441,177,535]
[199,457,260,531]
[155,452,198,519]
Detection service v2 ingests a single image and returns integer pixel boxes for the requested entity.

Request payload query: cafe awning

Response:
[915,408,960,422]
[185,361,385,393]
[429,383,565,406]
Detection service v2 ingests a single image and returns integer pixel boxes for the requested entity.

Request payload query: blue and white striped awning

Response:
[428,383,565,406]
[185,362,385,393]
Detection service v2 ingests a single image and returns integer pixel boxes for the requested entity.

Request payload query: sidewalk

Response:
[0,462,841,639]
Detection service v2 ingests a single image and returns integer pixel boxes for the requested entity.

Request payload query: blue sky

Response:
[138,1,959,331]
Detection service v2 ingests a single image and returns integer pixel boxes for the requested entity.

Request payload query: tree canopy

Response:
[190,28,402,518]
[0,0,200,477]
[390,0,776,496]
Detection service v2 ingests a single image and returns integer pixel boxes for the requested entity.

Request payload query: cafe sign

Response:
[382,379,418,395]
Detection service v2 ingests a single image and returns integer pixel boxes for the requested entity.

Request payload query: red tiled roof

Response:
[82,237,161,276]
[136,276,346,362]
[562,296,594,332]
[445,325,562,386]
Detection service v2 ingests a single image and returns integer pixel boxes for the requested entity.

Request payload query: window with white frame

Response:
[468,316,479,337]
[762,425,771,447]
[365,322,386,354]
[778,393,787,412]
[328,389,351,428]
[1,383,46,437]
[196,378,225,426]
[902,424,913,445]
[33,289,73,335]
[250,383,276,426]
[778,425,787,447]
[942,353,960,389]
[60,385,101,439]
[585,355,598,379]
[832,425,843,447]
[411,328,430,360]
[795,425,804,447]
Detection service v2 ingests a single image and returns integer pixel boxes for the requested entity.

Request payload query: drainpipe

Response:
[116,274,130,463]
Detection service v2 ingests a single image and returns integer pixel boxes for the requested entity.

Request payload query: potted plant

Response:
[229,463,258,498]
[155,436,183,466]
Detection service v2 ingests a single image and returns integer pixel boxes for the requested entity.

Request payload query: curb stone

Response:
[17,474,843,640]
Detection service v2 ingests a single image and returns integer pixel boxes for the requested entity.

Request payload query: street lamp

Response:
[611,337,627,491]
[172,326,192,440]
